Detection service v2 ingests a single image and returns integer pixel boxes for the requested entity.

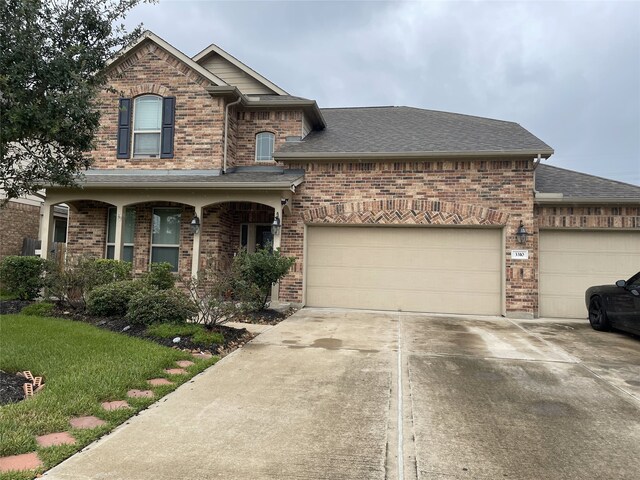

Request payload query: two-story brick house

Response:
[42,31,640,319]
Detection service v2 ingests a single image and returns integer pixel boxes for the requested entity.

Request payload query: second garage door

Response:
[305,226,502,315]
[539,230,640,318]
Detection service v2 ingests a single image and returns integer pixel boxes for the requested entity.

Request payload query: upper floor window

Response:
[117,95,175,160]
[255,132,275,162]
[133,95,162,157]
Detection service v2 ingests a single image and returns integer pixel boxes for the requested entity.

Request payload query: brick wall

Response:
[0,201,40,259]
[66,201,109,259]
[92,40,224,170]
[535,205,640,229]
[230,109,303,167]
[279,158,537,315]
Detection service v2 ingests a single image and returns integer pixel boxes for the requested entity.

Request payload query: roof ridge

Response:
[540,163,640,190]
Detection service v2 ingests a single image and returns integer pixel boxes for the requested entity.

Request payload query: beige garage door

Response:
[305,226,502,315]
[539,230,640,318]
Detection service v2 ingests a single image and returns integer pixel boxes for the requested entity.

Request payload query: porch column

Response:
[191,204,204,277]
[113,204,125,261]
[270,203,284,305]
[39,201,54,259]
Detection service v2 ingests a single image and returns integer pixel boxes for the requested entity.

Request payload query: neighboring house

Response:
[41,31,640,319]
[0,193,68,260]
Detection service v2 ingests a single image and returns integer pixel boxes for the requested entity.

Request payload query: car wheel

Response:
[588,296,611,331]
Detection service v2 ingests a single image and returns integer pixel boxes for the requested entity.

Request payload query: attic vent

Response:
[286,136,302,142]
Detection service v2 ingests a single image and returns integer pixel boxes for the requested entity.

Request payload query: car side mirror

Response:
[615,280,627,288]
[631,289,640,297]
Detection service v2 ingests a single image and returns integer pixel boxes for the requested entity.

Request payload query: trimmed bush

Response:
[0,256,49,300]
[86,280,148,317]
[20,302,55,317]
[145,262,175,290]
[45,257,132,310]
[126,288,197,325]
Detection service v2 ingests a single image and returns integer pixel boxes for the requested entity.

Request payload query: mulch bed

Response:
[234,306,298,325]
[0,299,34,315]
[0,370,34,405]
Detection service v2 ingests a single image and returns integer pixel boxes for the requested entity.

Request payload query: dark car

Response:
[585,272,640,334]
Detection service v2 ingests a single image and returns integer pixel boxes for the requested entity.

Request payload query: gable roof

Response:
[193,43,288,95]
[107,31,228,87]
[535,164,640,204]
[275,106,554,160]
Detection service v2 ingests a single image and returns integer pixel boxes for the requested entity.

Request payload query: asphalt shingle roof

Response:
[276,106,553,156]
[535,164,640,200]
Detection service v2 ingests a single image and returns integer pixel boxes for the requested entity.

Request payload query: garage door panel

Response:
[539,230,640,318]
[306,226,502,315]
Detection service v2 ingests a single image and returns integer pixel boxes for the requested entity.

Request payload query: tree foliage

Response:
[0,0,150,200]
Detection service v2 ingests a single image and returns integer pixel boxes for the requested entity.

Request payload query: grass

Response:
[0,315,218,479]
[147,323,225,345]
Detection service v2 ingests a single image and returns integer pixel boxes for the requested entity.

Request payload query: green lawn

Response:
[0,315,217,479]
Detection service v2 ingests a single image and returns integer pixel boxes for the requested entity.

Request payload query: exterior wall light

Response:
[190,214,201,234]
[271,212,281,236]
[515,221,532,244]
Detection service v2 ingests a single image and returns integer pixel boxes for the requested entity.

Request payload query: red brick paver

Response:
[127,389,154,398]
[69,416,106,429]
[36,432,76,447]
[164,368,187,375]
[147,378,173,386]
[0,452,43,473]
[176,360,195,368]
[192,352,212,359]
[101,400,131,411]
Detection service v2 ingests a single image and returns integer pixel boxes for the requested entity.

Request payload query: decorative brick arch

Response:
[301,199,509,226]
[127,83,171,98]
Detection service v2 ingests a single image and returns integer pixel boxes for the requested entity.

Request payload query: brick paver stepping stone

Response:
[101,400,131,411]
[176,360,195,368]
[36,432,76,447]
[127,389,154,398]
[164,368,187,375]
[0,452,43,473]
[69,416,106,429]
[192,352,212,359]
[147,378,174,386]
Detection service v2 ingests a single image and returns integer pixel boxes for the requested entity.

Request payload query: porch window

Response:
[240,224,273,252]
[255,132,275,162]
[132,95,162,157]
[151,208,181,272]
[106,207,136,262]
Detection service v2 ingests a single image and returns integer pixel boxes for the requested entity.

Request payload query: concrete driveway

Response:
[44,309,640,480]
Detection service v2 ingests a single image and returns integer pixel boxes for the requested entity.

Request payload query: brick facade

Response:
[0,201,40,259]
[535,205,640,229]
[279,159,537,314]
[91,40,225,170]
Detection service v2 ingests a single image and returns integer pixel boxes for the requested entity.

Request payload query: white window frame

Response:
[150,207,181,272]
[105,207,136,262]
[255,131,275,162]
[132,95,162,158]
[240,223,274,253]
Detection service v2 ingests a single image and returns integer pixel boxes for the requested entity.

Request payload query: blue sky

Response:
[123,0,640,186]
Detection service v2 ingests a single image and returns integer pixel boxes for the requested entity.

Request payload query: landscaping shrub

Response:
[20,301,55,317]
[0,256,49,300]
[144,262,175,290]
[46,256,132,310]
[86,279,148,317]
[232,248,296,310]
[126,288,197,325]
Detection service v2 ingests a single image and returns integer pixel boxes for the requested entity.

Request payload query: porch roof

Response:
[78,168,305,190]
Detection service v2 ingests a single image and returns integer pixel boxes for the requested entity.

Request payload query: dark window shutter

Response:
[160,96,175,159]
[116,98,131,159]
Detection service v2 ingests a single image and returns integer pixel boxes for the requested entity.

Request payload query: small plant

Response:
[20,302,55,317]
[144,262,175,290]
[0,256,49,300]
[45,256,132,310]
[126,288,198,325]
[232,248,296,310]
[86,280,148,317]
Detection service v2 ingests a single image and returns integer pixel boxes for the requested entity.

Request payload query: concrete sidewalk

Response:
[44,309,640,480]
